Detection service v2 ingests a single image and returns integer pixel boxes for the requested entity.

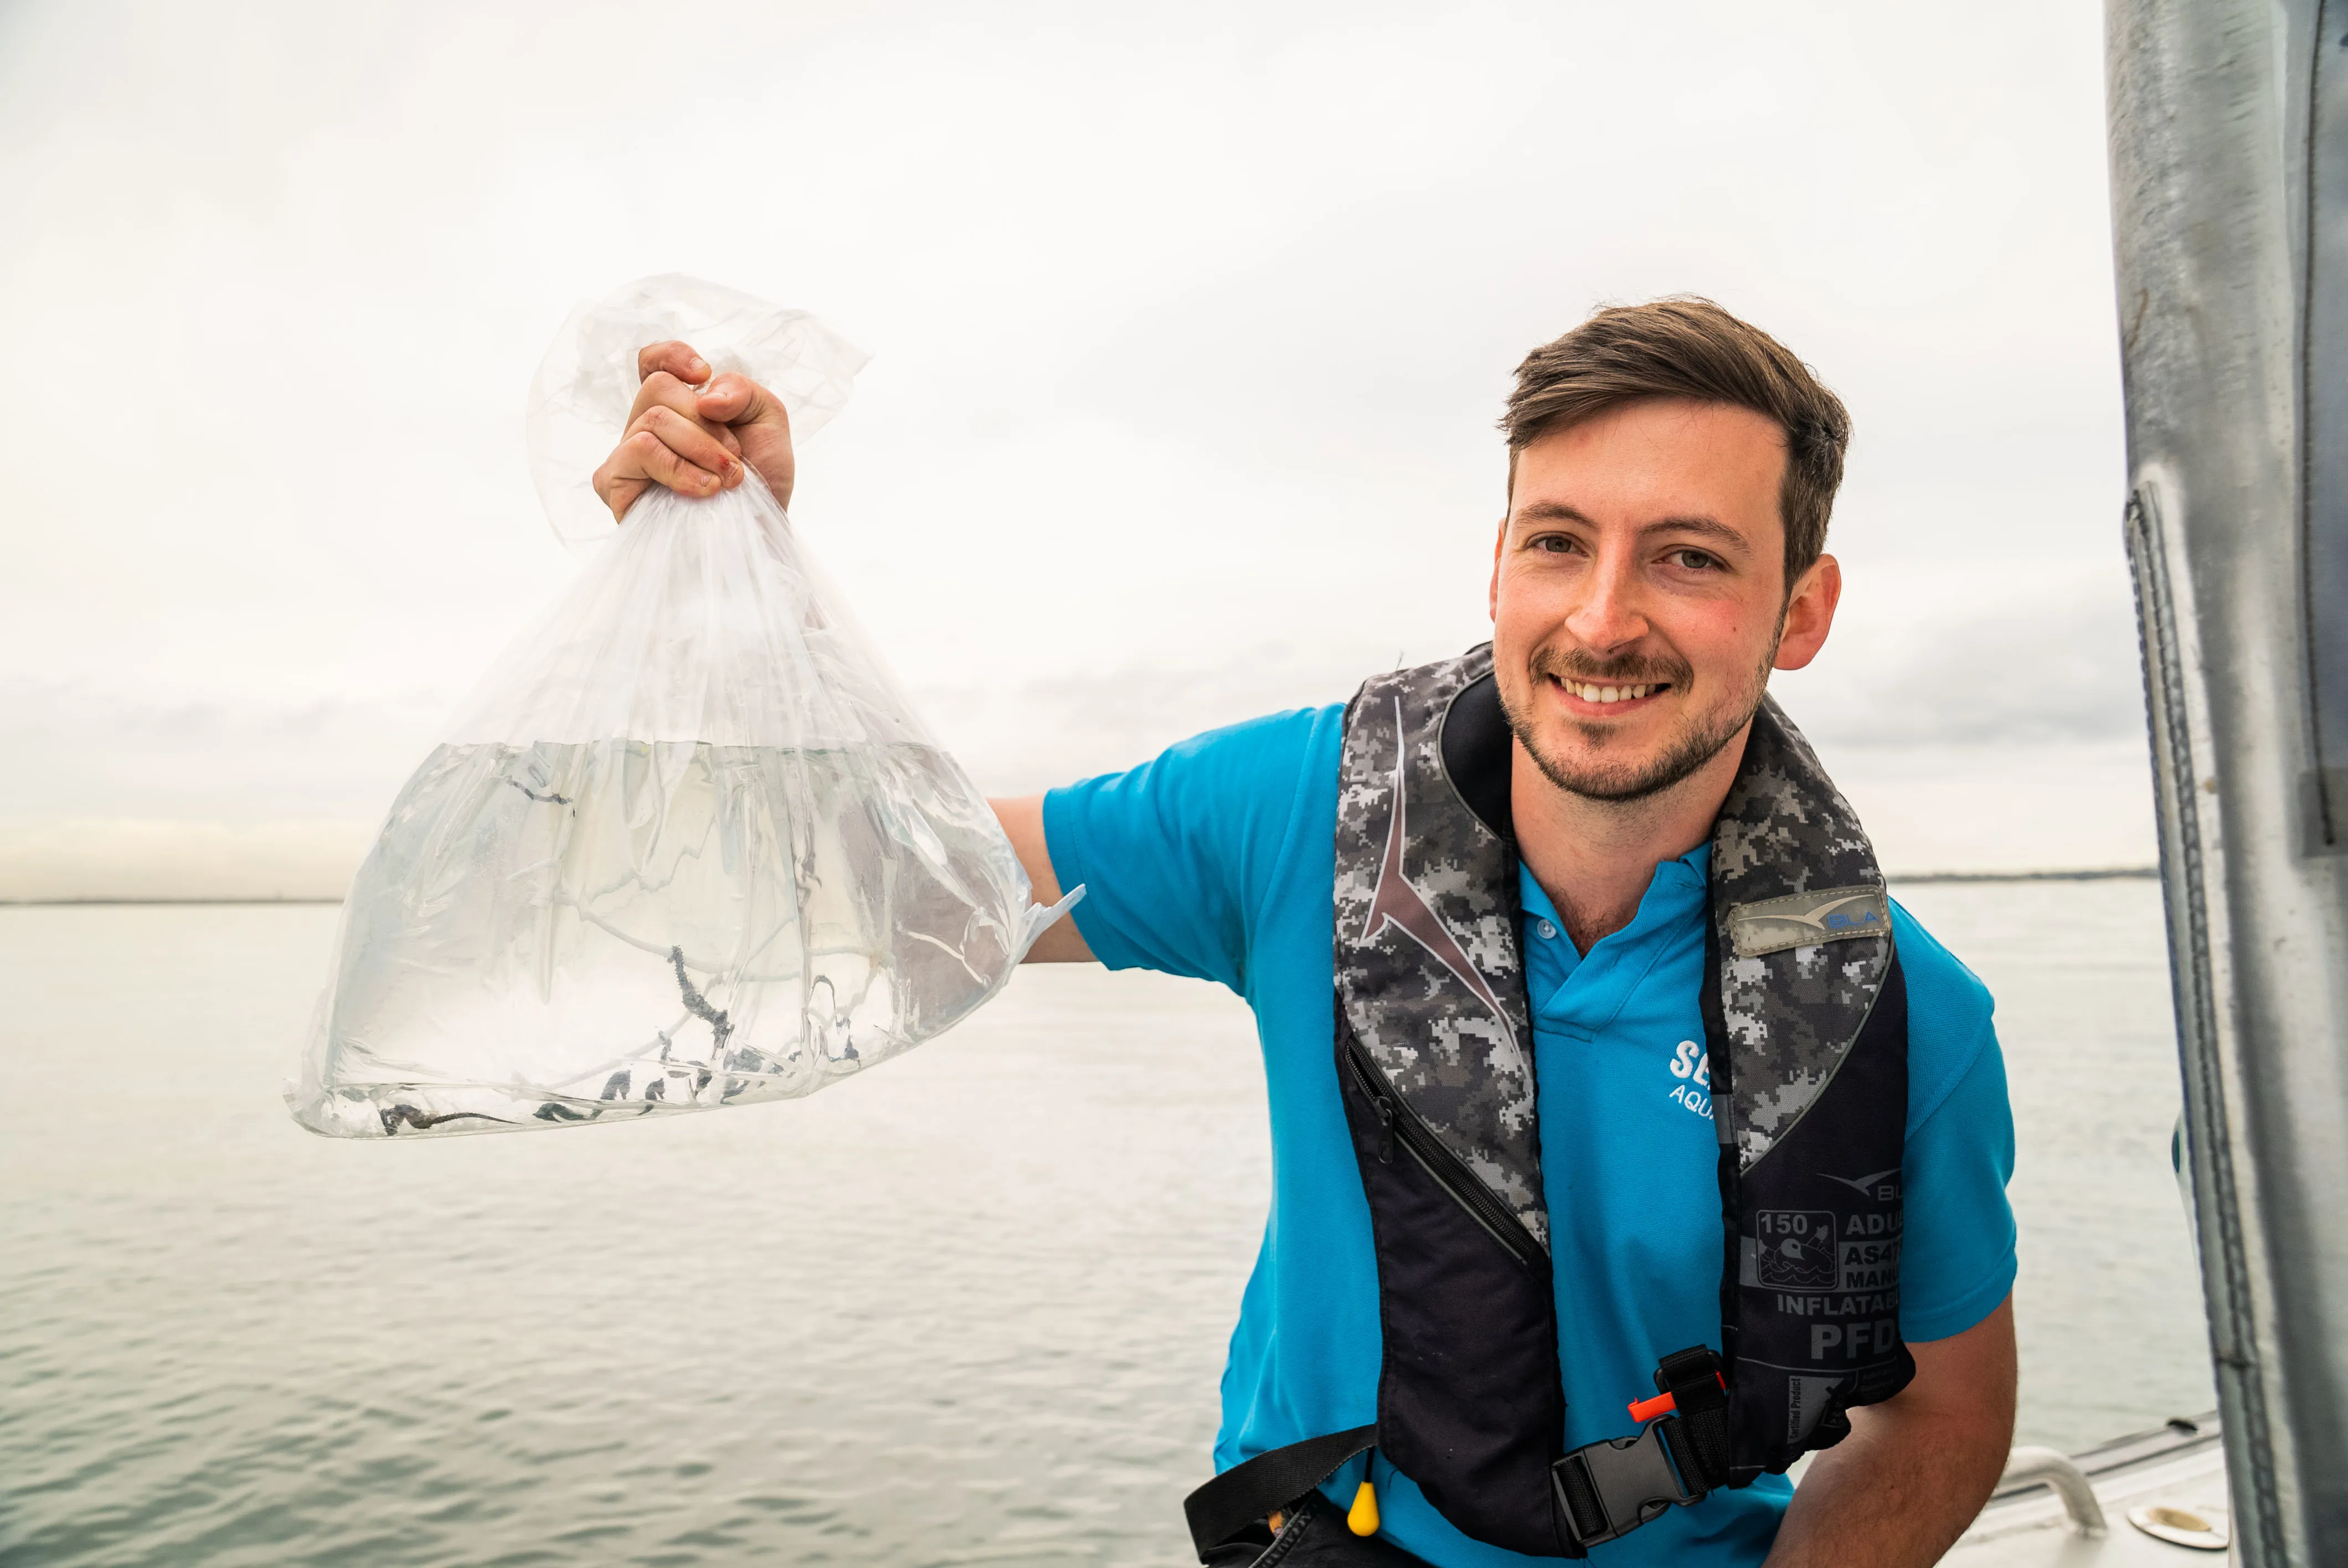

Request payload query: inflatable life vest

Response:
[1186,645,1914,1560]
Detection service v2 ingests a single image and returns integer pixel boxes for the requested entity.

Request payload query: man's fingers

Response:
[593,405,742,520]
[695,372,791,434]
[631,370,705,423]
[606,364,794,513]
[635,406,743,488]
[611,427,726,501]
[595,352,766,522]
[693,373,796,504]
[637,341,710,386]
[594,471,649,523]
[630,372,745,458]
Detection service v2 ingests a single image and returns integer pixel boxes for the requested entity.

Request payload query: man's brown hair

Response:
[1501,297,1850,587]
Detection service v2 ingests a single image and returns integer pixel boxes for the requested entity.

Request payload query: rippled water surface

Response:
[1,881,2210,1565]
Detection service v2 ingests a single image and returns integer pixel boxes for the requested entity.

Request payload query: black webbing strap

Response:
[1653,1345,1731,1489]
[1182,1426,1379,1559]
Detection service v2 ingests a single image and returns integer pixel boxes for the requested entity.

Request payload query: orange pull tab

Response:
[1627,1390,1678,1422]
[1628,1370,1727,1422]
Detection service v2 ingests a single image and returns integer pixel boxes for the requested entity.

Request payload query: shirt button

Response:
[1537,920,1558,941]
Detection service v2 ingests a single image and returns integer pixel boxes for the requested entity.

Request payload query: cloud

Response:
[0,678,456,822]
[1785,573,2146,751]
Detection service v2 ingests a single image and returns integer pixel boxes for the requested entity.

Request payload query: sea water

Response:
[294,739,1032,1138]
[0,881,2214,1566]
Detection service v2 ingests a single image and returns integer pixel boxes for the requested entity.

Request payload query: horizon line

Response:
[1889,866,2159,885]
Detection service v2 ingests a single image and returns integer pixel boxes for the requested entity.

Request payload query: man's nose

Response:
[1564,549,1650,652]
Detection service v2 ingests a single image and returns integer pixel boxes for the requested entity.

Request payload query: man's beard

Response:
[1499,643,1772,804]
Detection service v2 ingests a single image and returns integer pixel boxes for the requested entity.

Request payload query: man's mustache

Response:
[1529,646,1693,689]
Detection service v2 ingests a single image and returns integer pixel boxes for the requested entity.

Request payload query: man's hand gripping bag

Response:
[287,275,1077,1139]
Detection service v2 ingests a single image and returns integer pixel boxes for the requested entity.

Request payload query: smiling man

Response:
[598,299,2019,1567]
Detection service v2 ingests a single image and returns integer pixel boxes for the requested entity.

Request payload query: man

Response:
[594,299,2018,1567]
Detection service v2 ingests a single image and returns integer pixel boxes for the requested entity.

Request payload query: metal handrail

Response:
[1998,1447,2108,1538]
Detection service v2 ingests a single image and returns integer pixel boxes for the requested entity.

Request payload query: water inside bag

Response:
[299,739,1032,1138]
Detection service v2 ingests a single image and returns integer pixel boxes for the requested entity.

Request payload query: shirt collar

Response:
[1517,842,1711,993]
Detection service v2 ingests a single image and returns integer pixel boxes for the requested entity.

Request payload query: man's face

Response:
[1489,397,1838,803]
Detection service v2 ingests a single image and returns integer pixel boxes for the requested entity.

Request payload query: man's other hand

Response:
[1764,1294,2017,1567]
[591,340,796,522]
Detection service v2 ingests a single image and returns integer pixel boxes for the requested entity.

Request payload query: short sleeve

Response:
[1041,706,1339,994]
[1892,904,2020,1342]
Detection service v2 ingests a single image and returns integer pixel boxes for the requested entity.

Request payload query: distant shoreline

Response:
[0,896,345,906]
[1889,867,2160,885]
[0,868,2165,906]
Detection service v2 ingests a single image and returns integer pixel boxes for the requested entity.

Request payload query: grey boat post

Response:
[2107,0,2348,1563]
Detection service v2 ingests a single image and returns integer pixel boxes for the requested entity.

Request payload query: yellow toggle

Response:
[1347,1480,1380,1536]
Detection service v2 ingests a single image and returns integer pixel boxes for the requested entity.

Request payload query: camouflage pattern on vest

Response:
[1712,698,1894,1174]
[1334,646,1547,1246]
[1334,649,1894,1240]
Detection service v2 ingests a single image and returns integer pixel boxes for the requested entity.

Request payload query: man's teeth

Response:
[1559,680,1659,705]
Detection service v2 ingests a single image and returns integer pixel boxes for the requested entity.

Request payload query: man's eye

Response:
[1669,549,1719,571]
[1531,534,1579,554]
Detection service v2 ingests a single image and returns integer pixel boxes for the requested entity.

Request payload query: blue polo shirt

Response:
[1043,704,2016,1567]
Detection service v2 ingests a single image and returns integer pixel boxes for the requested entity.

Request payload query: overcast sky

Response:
[0,0,2147,896]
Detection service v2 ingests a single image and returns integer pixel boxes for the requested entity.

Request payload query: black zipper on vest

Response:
[1345,1037,1546,1273]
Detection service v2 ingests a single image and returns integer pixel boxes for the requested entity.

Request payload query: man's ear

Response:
[1773,554,1842,672]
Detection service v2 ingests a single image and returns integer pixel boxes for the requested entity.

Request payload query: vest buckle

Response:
[1551,1417,1706,1550]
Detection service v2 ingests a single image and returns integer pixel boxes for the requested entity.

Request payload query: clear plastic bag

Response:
[288,276,1076,1139]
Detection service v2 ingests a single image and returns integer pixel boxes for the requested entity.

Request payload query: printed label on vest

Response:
[1728,885,1891,958]
[1743,1227,1904,1296]
[1785,1375,1846,1446]
[1753,1210,1840,1288]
